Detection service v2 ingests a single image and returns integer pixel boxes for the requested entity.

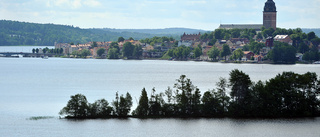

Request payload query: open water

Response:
[0,46,320,137]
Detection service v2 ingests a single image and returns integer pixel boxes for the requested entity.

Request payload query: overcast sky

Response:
[1,0,319,30]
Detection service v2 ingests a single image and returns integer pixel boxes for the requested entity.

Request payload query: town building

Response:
[274,35,292,45]
[263,0,277,30]
[178,32,201,47]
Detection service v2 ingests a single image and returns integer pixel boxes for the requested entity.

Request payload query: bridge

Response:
[0,52,59,58]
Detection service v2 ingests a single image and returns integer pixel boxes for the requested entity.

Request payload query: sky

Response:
[0,0,319,30]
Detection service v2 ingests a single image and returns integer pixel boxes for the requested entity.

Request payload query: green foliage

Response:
[107,48,119,59]
[59,94,89,118]
[228,69,252,116]
[122,42,134,58]
[262,28,275,37]
[268,41,297,64]
[122,42,142,59]
[220,44,231,60]
[80,49,91,58]
[132,45,143,59]
[173,75,201,116]
[139,36,175,44]
[246,41,265,54]
[302,45,320,62]
[167,45,191,60]
[134,88,149,117]
[207,46,220,61]
[307,32,316,41]
[96,48,106,57]
[193,47,202,58]
[91,41,98,48]
[118,37,125,42]
[0,20,183,46]
[230,48,244,61]
[61,70,320,119]
[112,92,133,117]
[89,99,113,117]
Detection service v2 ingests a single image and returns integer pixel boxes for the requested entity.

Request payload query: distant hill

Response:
[102,28,208,35]
[302,28,320,37]
[0,20,206,46]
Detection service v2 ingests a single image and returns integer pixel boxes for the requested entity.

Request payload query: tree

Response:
[32,48,35,54]
[257,32,263,39]
[59,94,89,118]
[80,49,91,58]
[174,75,198,115]
[214,29,224,39]
[96,48,106,57]
[115,92,133,117]
[129,37,134,40]
[207,46,220,61]
[118,37,125,42]
[307,32,316,41]
[132,45,143,59]
[134,88,149,116]
[230,48,244,61]
[59,48,63,54]
[229,69,252,116]
[42,47,48,54]
[36,48,39,53]
[269,42,297,64]
[215,77,230,115]
[201,90,215,116]
[248,42,264,54]
[149,88,163,116]
[89,99,112,117]
[220,44,231,61]
[91,41,97,48]
[107,48,119,59]
[122,42,134,58]
[193,47,202,59]
[298,42,309,53]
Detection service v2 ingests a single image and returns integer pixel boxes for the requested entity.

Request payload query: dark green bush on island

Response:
[60,69,320,119]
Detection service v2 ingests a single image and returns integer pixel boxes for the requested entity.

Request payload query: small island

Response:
[59,69,320,119]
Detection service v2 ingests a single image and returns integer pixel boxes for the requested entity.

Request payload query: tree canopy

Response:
[60,70,320,119]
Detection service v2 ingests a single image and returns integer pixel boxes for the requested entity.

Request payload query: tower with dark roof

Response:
[263,0,277,30]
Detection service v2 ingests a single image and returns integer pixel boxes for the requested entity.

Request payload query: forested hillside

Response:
[0,20,204,46]
[103,28,207,35]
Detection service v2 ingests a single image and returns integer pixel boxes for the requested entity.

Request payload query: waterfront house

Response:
[254,55,263,62]
[274,35,292,45]
[243,51,255,60]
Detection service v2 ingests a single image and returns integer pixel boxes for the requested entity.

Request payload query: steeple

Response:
[264,0,277,12]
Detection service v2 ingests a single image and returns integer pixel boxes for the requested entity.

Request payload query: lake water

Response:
[0,46,320,137]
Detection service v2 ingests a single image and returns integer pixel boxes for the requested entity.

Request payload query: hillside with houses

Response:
[50,27,320,64]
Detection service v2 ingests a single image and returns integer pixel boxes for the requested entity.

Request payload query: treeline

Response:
[0,20,180,46]
[60,70,320,119]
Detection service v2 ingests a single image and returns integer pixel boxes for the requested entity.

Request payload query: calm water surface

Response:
[0,46,320,137]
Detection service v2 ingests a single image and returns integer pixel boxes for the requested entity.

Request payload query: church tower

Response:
[263,0,277,30]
